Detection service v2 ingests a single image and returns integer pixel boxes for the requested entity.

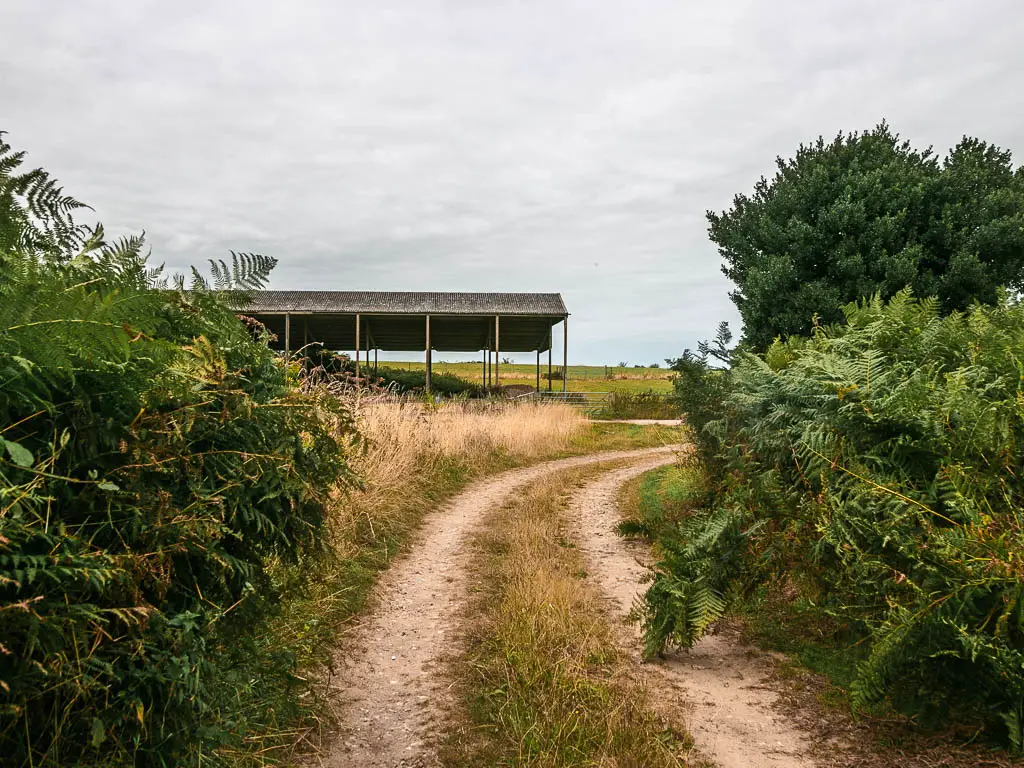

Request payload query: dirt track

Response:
[324,444,823,767]
[323,445,678,767]
[565,462,818,768]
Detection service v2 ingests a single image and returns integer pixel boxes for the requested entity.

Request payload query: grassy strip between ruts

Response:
[219,416,686,766]
[441,463,693,767]
[617,461,1019,768]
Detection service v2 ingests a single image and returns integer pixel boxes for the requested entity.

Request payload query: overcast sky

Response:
[4,1,1024,363]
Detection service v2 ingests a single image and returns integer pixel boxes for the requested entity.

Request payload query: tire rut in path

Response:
[323,445,679,768]
[565,460,820,768]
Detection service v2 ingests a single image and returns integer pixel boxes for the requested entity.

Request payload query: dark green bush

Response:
[374,365,480,396]
[644,291,1024,749]
[0,134,356,766]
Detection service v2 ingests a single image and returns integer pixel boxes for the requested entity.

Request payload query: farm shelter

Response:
[243,291,569,392]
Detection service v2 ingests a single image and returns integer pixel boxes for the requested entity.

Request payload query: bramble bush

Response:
[0,134,356,765]
[643,291,1024,749]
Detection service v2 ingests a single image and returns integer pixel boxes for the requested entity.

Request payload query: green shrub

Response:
[594,392,680,420]
[643,291,1024,749]
[374,365,480,396]
[665,322,735,472]
[0,134,356,766]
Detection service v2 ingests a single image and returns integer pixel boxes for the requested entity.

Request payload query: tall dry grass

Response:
[358,400,584,471]
[236,401,687,764]
[330,400,584,554]
[247,400,586,762]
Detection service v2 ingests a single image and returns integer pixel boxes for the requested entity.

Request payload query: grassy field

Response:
[382,360,675,393]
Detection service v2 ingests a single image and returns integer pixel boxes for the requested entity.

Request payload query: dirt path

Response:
[323,445,680,768]
[565,462,820,768]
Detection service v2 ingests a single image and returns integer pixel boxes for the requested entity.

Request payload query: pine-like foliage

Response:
[709,124,1024,349]
[0,135,356,765]
[643,290,1024,750]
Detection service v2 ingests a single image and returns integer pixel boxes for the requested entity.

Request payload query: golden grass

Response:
[241,403,685,765]
[327,400,585,551]
[357,399,584,469]
[245,401,587,759]
[442,468,693,767]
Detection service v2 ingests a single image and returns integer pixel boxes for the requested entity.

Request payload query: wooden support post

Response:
[494,315,500,388]
[484,326,490,388]
[355,314,361,383]
[303,318,309,348]
[365,322,378,378]
[562,315,568,393]
[548,328,553,392]
[536,348,540,392]
[425,314,432,393]
[284,313,291,357]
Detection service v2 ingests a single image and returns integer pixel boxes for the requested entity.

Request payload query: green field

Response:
[381,361,675,393]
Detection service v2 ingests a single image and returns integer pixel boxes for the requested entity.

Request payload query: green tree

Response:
[709,123,1024,349]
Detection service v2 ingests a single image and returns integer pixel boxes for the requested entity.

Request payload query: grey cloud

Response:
[3,0,1024,362]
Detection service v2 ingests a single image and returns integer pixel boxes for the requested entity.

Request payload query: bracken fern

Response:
[0,134,356,766]
[642,290,1024,750]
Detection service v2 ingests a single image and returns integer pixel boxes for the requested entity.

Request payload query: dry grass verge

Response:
[441,466,692,767]
[228,402,681,764]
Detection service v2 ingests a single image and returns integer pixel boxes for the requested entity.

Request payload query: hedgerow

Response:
[0,133,356,765]
[642,290,1024,749]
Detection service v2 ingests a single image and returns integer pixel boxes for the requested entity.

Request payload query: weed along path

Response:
[565,463,820,768]
[323,445,680,768]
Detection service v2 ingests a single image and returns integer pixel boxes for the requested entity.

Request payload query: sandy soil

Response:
[565,461,820,768]
[321,445,679,768]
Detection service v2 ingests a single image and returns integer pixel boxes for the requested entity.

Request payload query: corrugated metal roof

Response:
[245,291,567,316]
